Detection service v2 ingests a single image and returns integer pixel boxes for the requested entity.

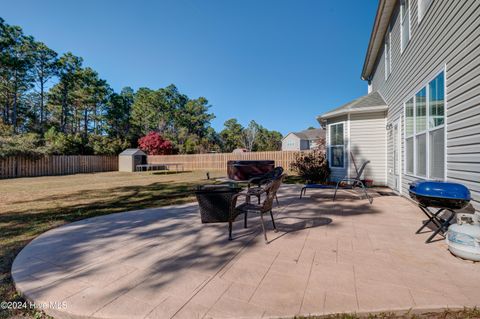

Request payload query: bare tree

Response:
[242,120,258,151]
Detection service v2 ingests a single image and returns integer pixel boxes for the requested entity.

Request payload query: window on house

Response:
[329,123,344,168]
[416,132,427,176]
[384,25,392,78]
[415,88,427,177]
[416,88,427,132]
[404,71,445,179]
[429,73,445,128]
[429,72,445,179]
[401,0,410,52]
[418,0,433,23]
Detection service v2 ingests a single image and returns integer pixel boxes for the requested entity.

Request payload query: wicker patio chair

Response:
[247,166,284,188]
[247,166,284,205]
[229,174,285,243]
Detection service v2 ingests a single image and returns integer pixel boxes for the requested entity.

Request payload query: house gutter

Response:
[361,0,396,80]
[317,105,388,122]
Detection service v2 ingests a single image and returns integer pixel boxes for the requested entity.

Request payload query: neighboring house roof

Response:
[119,148,146,156]
[361,0,397,80]
[317,91,388,121]
[283,128,325,141]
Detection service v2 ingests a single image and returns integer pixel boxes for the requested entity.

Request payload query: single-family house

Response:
[318,0,480,212]
[282,128,325,151]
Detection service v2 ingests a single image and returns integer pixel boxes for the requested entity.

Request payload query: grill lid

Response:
[409,181,471,201]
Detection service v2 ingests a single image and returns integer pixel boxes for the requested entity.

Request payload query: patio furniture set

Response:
[196,164,284,243]
[194,159,479,261]
[196,156,373,244]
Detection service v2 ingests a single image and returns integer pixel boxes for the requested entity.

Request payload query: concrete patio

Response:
[12,185,480,319]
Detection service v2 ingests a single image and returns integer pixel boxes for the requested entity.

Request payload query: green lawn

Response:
[296,308,480,319]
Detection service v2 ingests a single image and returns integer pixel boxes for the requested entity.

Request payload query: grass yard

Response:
[296,308,480,319]
[0,170,224,318]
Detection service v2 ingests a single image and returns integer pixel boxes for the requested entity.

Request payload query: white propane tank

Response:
[446,223,480,262]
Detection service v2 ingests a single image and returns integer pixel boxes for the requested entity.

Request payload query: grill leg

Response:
[426,209,455,243]
[244,212,248,228]
[228,221,233,240]
[416,207,444,234]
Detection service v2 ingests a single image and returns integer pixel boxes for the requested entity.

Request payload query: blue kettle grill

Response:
[409,181,471,243]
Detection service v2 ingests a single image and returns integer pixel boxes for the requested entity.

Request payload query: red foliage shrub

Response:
[290,149,330,183]
[138,132,173,155]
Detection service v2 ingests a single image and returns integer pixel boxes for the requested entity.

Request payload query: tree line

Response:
[0,17,282,157]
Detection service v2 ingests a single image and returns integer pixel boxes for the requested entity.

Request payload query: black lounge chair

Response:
[333,159,372,204]
[299,183,334,199]
[300,153,372,204]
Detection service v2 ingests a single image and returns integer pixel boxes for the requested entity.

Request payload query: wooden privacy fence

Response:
[0,155,118,179]
[148,151,310,172]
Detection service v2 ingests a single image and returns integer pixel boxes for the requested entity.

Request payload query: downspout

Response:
[347,113,351,180]
[366,76,373,94]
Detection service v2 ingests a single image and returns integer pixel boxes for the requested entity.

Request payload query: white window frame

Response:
[403,68,446,180]
[400,0,411,53]
[418,0,433,24]
[327,122,346,169]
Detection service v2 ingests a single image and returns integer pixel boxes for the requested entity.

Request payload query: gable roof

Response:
[361,0,397,80]
[119,148,146,156]
[284,128,325,141]
[317,91,388,120]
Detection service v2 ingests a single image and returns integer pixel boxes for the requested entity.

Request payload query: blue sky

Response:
[2,0,377,135]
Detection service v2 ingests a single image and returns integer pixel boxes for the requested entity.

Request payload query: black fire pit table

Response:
[195,184,242,223]
[409,181,471,243]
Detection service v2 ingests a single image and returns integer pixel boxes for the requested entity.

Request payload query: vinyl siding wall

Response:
[370,0,480,210]
[349,112,387,185]
[282,134,301,151]
[282,134,311,151]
